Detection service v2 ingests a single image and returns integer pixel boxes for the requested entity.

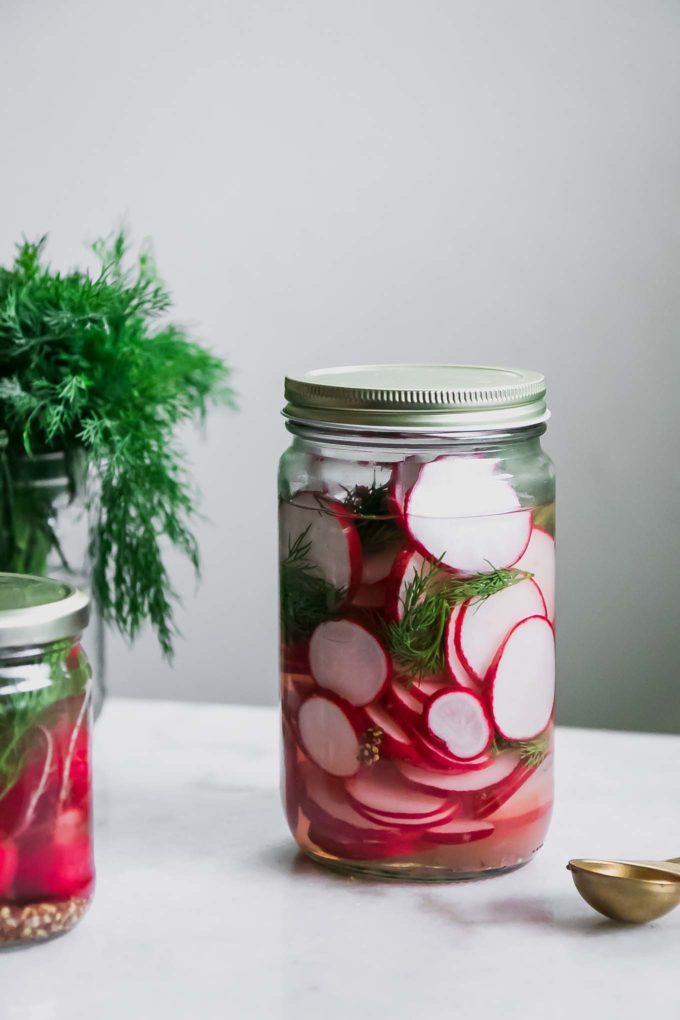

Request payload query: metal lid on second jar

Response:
[284,364,549,432]
[0,573,90,648]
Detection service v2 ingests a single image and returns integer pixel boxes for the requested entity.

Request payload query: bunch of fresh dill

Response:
[0,232,233,656]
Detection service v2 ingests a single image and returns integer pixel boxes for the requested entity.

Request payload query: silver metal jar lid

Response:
[0,573,90,648]
[284,364,549,432]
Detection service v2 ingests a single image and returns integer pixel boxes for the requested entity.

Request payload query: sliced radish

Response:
[362,702,421,763]
[298,695,361,778]
[279,492,362,595]
[361,545,400,586]
[455,578,547,683]
[514,527,555,622]
[422,817,494,845]
[302,765,401,841]
[480,756,553,822]
[444,606,481,691]
[488,616,555,741]
[398,751,522,795]
[388,459,422,520]
[426,690,492,761]
[404,722,490,773]
[384,548,427,622]
[404,457,532,574]
[346,765,449,820]
[387,678,424,726]
[410,678,449,704]
[309,619,390,706]
[360,801,460,829]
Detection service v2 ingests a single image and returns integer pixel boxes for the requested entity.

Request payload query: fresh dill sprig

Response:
[491,730,550,768]
[341,480,400,554]
[0,232,234,657]
[279,526,347,643]
[381,559,532,682]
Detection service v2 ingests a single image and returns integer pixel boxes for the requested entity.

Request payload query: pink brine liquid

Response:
[279,455,555,878]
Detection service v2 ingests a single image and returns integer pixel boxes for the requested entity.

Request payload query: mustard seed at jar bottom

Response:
[279,366,555,880]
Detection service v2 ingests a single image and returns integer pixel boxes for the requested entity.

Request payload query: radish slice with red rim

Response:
[388,460,422,521]
[302,765,401,841]
[444,606,481,692]
[404,457,532,574]
[478,756,553,821]
[455,578,547,683]
[360,800,460,829]
[384,548,427,622]
[387,679,424,726]
[309,619,390,706]
[426,689,492,761]
[410,678,449,704]
[422,817,494,845]
[514,527,555,622]
[404,722,489,772]
[488,616,555,741]
[279,492,362,595]
[398,751,522,795]
[346,765,449,819]
[298,695,361,778]
[362,702,422,763]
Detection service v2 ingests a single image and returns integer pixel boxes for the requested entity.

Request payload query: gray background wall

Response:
[1,0,679,732]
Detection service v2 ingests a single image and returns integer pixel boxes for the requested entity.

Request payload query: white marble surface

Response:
[1,699,678,1019]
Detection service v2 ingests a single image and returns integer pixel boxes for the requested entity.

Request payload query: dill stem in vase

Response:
[0,231,234,657]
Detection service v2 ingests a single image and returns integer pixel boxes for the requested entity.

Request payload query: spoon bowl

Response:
[568,858,680,923]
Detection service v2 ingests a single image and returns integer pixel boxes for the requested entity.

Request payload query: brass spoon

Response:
[567,857,680,923]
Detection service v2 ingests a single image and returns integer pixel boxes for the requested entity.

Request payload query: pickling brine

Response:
[279,365,555,879]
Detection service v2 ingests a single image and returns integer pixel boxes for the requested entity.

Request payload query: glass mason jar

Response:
[279,365,555,880]
[0,448,106,717]
[0,573,94,945]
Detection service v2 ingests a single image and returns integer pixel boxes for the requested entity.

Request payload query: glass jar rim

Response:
[284,364,549,432]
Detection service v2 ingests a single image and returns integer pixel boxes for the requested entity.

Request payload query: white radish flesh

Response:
[455,578,546,682]
[346,766,449,819]
[488,616,555,741]
[405,457,532,574]
[398,751,522,794]
[514,527,555,622]
[426,690,492,761]
[279,492,362,594]
[309,619,389,707]
[298,696,360,777]
[422,818,494,845]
